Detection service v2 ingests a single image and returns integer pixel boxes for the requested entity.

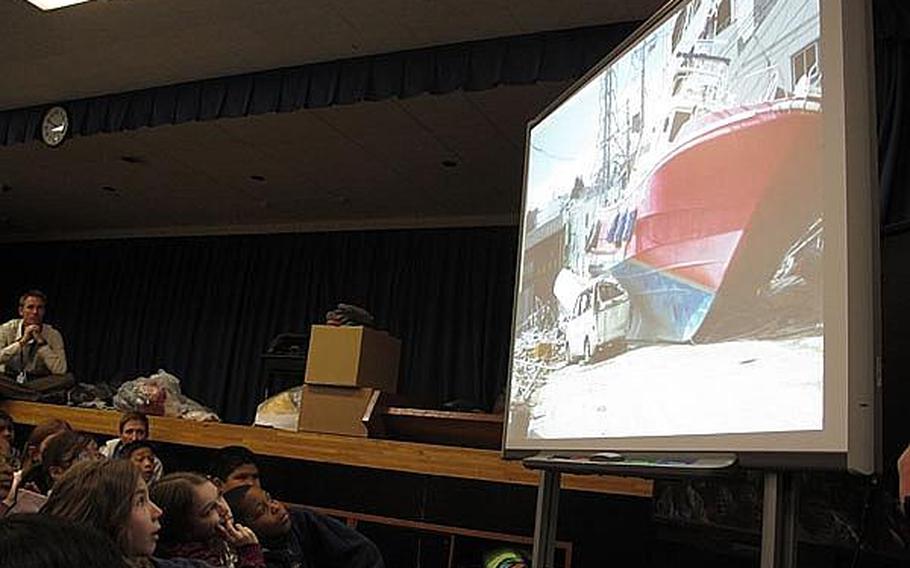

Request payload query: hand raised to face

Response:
[217,517,259,547]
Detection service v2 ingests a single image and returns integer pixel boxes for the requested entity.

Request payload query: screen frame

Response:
[501,0,880,474]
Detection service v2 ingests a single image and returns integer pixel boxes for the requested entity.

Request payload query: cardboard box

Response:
[304,325,401,392]
[297,384,382,437]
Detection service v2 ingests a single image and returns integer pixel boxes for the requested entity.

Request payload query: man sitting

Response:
[0,290,67,379]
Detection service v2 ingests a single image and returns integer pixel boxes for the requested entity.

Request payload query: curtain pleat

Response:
[0,23,635,145]
[0,227,517,424]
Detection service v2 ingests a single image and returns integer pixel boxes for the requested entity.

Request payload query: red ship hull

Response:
[612,100,823,342]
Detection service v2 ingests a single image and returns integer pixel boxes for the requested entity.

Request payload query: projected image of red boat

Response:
[608,98,822,343]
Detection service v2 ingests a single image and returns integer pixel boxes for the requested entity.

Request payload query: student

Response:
[483,548,530,568]
[120,440,164,484]
[0,433,10,467]
[102,411,151,458]
[0,513,130,567]
[19,430,100,494]
[103,411,164,479]
[151,472,265,568]
[0,453,46,517]
[19,418,71,473]
[209,446,261,491]
[0,453,13,517]
[0,409,20,469]
[224,485,384,568]
[41,459,211,568]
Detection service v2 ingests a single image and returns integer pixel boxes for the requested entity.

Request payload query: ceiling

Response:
[0,0,664,241]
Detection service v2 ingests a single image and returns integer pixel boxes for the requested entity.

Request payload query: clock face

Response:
[41,106,69,147]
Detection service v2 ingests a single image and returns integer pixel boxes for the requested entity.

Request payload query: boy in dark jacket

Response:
[224,485,383,568]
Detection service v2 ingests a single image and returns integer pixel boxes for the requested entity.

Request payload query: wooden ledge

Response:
[0,400,652,498]
[379,407,504,449]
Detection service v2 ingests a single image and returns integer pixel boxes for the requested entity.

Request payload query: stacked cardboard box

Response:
[298,325,401,436]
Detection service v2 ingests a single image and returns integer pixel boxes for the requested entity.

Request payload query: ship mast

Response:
[599,69,613,203]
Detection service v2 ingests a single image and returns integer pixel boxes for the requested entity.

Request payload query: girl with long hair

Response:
[151,472,264,568]
[40,459,210,567]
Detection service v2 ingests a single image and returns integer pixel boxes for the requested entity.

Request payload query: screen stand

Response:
[761,471,799,568]
[525,455,797,568]
[531,469,561,568]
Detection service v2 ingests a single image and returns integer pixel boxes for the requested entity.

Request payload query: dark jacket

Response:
[260,507,384,568]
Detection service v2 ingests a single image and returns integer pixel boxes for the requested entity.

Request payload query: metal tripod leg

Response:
[532,469,561,568]
[761,471,799,568]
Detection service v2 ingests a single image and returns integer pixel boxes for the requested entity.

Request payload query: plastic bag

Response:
[254,386,302,431]
[113,369,220,422]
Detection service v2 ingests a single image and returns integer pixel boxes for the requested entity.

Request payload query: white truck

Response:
[565,278,630,364]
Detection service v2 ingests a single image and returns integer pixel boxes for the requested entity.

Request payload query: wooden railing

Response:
[0,400,652,497]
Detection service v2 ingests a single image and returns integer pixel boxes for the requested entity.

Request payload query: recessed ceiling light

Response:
[24,0,92,11]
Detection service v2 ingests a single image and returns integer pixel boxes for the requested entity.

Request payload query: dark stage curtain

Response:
[875,0,910,480]
[0,227,517,424]
[0,22,636,147]
[876,0,910,230]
